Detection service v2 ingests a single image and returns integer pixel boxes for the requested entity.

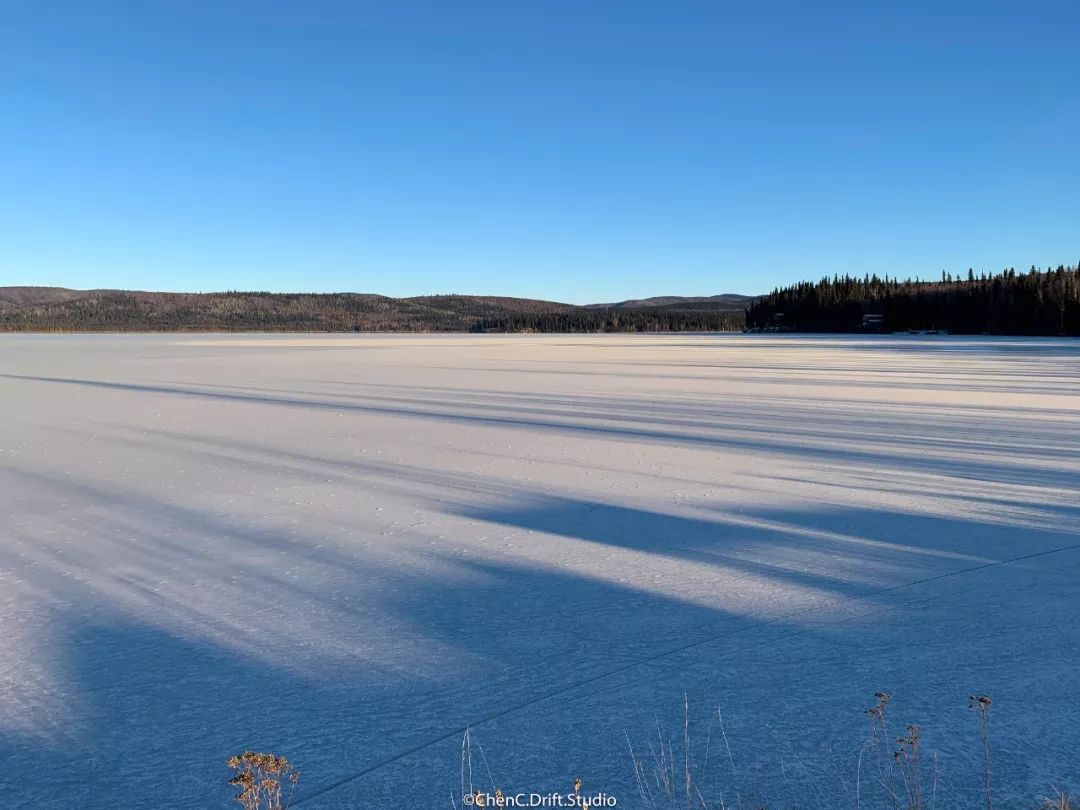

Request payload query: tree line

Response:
[745,264,1080,335]
[470,309,743,333]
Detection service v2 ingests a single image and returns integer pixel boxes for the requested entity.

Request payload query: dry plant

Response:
[449,727,511,810]
[865,691,899,810]
[968,694,993,810]
[1038,788,1074,809]
[627,694,746,810]
[893,724,924,810]
[227,751,300,810]
[448,730,587,810]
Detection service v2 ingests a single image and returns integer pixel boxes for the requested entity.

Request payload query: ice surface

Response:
[0,334,1078,808]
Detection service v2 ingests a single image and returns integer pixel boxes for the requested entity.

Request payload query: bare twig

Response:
[969,694,993,810]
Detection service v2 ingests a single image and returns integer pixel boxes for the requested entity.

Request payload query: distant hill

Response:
[0,288,747,333]
[0,286,113,309]
[586,294,755,311]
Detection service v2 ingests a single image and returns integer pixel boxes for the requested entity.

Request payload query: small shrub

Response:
[227,751,300,810]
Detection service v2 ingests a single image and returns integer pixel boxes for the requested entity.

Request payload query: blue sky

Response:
[1,1,1077,303]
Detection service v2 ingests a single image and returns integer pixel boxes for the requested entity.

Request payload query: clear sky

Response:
[2,1,1077,303]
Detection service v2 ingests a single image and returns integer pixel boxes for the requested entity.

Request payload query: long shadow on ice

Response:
[3,373,1079,490]
[0,618,317,808]
[0,532,830,808]
[4,469,1079,808]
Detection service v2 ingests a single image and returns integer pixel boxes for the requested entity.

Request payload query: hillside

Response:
[0,286,111,309]
[586,293,755,311]
[0,288,746,332]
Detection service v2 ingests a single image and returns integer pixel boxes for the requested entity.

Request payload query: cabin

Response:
[861,313,885,332]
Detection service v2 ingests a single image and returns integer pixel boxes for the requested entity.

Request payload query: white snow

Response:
[0,333,1077,808]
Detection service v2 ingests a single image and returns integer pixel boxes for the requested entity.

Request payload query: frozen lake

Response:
[1,334,1078,808]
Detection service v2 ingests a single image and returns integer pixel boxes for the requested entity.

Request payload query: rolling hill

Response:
[586,293,755,311]
[0,288,751,332]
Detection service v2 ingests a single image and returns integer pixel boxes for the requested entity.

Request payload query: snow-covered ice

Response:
[1,334,1078,808]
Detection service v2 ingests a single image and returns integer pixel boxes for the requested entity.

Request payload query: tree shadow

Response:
[2,462,1078,807]
[4,373,1079,489]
